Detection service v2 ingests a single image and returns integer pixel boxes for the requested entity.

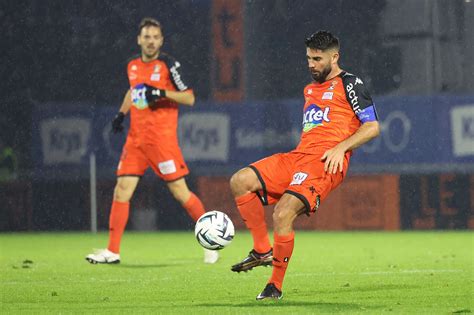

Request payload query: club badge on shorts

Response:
[290,172,308,185]
[158,160,177,175]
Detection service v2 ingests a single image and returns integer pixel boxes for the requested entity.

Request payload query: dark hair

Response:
[305,31,339,51]
[138,17,162,35]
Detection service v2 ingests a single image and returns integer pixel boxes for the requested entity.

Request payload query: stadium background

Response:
[1,0,473,232]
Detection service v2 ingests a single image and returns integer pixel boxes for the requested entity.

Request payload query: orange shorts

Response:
[116,137,189,181]
[250,151,349,214]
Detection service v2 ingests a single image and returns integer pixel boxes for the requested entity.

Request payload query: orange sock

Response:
[107,200,130,254]
[269,231,295,291]
[236,193,271,254]
[183,192,206,222]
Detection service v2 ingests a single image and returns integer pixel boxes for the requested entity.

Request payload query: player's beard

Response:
[143,46,159,59]
[310,64,332,83]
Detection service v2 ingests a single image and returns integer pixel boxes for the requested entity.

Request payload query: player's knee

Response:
[230,168,258,196]
[272,204,293,227]
[229,171,246,195]
[114,181,133,202]
[167,180,191,204]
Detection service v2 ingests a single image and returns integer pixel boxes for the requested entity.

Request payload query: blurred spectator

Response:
[0,138,18,181]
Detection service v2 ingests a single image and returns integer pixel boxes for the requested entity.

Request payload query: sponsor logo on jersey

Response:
[170,61,188,91]
[302,104,330,132]
[322,91,333,100]
[346,82,361,113]
[150,73,160,81]
[290,172,308,185]
[131,83,148,109]
[129,72,137,80]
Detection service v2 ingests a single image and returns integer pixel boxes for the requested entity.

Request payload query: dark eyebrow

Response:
[307,55,322,61]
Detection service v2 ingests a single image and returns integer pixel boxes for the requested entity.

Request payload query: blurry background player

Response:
[86,18,218,264]
[229,31,380,300]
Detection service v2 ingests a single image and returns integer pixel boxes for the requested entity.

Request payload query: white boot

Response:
[85,249,120,264]
[203,248,219,264]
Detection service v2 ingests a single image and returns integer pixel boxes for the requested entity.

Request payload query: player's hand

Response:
[320,145,346,174]
[144,84,166,104]
[111,112,125,133]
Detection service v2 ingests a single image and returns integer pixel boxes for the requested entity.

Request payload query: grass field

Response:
[0,231,472,314]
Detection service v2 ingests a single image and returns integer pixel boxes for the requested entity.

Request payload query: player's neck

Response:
[324,65,342,82]
[141,51,160,63]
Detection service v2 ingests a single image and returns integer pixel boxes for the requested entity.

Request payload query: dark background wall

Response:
[1,0,473,231]
[3,0,473,173]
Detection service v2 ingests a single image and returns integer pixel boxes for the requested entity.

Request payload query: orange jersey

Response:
[295,71,377,154]
[126,53,191,143]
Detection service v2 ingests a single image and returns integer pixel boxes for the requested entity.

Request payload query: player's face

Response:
[138,26,163,59]
[306,48,336,83]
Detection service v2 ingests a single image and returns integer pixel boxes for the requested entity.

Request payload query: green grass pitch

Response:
[1,231,472,314]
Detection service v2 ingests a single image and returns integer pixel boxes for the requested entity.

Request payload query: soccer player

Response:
[230,31,380,300]
[86,18,218,264]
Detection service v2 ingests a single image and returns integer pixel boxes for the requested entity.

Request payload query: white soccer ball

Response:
[194,210,235,250]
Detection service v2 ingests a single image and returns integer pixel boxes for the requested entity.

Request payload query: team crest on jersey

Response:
[131,83,149,109]
[303,104,330,132]
[328,80,338,90]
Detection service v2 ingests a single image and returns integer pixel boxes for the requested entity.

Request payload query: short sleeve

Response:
[341,73,378,123]
[161,53,191,91]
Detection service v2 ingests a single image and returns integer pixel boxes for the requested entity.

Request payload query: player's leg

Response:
[86,140,147,264]
[166,178,201,221]
[230,167,273,269]
[107,175,140,252]
[149,141,215,263]
[166,178,206,222]
[144,140,205,222]
[230,153,292,272]
[256,193,305,300]
[166,178,219,264]
[146,141,219,264]
[86,176,141,264]
[255,152,347,298]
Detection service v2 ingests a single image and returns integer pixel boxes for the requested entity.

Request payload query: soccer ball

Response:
[194,210,235,250]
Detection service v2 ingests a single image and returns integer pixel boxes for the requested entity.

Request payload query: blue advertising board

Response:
[349,95,474,173]
[32,95,474,179]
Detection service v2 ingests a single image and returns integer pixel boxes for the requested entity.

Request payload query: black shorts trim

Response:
[284,190,311,216]
[248,165,268,205]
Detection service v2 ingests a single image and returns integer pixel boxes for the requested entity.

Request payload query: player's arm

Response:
[321,121,380,174]
[143,86,196,106]
[111,89,132,133]
[118,89,133,114]
[161,89,195,106]
[145,56,196,106]
[321,74,380,174]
